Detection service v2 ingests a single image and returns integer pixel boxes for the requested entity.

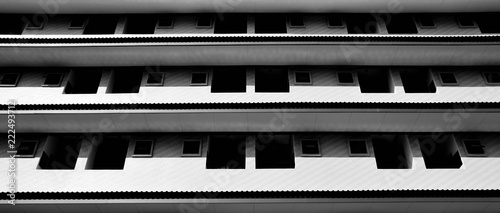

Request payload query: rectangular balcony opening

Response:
[386,14,418,34]
[399,69,436,93]
[206,135,246,169]
[0,14,25,35]
[211,67,246,93]
[214,14,247,34]
[85,136,129,170]
[64,69,102,94]
[357,69,393,93]
[255,14,287,34]
[83,15,118,34]
[256,134,295,169]
[477,13,500,33]
[346,14,379,34]
[418,134,463,169]
[38,135,82,170]
[106,68,143,93]
[125,15,157,34]
[255,67,289,93]
[372,135,412,169]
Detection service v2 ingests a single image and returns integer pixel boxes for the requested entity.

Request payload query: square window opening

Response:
[69,15,88,29]
[64,69,102,94]
[346,14,379,34]
[457,16,476,28]
[357,69,393,93]
[157,15,174,29]
[182,140,202,156]
[25,17,45,30]
[146,72,164,86]
[211,67,246,93]
[288,15,305,28]
[42,73,64,87]
[15,140,39,158]
[0,73,21,87]
[482,72,500,85]
[327,14,345,28]
[386,14,418,34]
[417,15,436,28]
[191,72,208,86]
[438,72,459,85]
[206,135,246,169]
[348,139,369,156]
[294,71,312,84]
[463,139,486,157]
[214,14,247,34]
[106,68,143,93]
[83,15,118,34]
[256,134,295,169]
[399,69,436,93]
[132,140,154,157]
[197,14,213,28]
[371,135,412,169]
[337,71,355,85]
[38,136,82,169]
[418,134,463,169]
[255,14,287,34]
[255,67,290,93]
[85,136,129,170]
[301,139,321,157]
[125,15,157,34]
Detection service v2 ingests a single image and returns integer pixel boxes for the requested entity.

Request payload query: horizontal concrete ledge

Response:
[0,0,500,14]
[0,44,499,66]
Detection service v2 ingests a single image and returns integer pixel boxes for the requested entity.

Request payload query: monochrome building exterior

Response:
[1,0,500,212]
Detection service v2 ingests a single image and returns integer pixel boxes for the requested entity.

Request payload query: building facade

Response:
[1,0,500,212]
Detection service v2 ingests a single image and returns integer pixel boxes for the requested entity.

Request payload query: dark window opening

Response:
[439,72,458,85]
[372,135,412,169]
[64,69,102,94]
[0,14,25,35]
[477,13,500,33]
[191,72,208,85]
[146,72,164,86]
[15,140,39,158]
[42,73,64,87]
[197,14,213,28]
[25,16,45,30]
[483,72,500,84]
[256,134,295,169]
[327,14,344,28]
[399,69,436,93]
[386,14,418,34]
[157,15,174,28]
[69,15,88,29]
[132,140,154,157]
[346,14,378,34]
[255,14,287,34]
[417,15,436,28]
[337,72,355,84]
[211,67,246,93]
[85,136,129,170]
[288,15,305,27]
[83,15,118,34]
[0,73,21,86]
[107,68,143,93]
[255,67,289,93]
[38,136,82,169]
[301,139,320,156]
[418,135,462,169]
[214,14,247,33]
[463,139,486,156]
[182,140,202,156]
[125,15,157,34]
[294,72,312,84]
[357,69,393,93]
[348,139,369,156]
[457,16,476,28]
[207,135,246,169]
